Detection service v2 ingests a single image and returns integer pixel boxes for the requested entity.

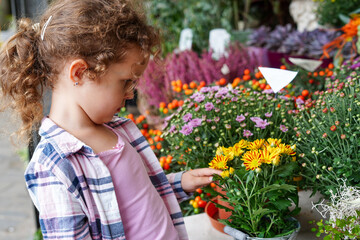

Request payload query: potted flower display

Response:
[162,85,297,170]
[295,58,360,197]
[208,138,301,239]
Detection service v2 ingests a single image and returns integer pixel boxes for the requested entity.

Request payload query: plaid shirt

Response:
[25,117,189,240]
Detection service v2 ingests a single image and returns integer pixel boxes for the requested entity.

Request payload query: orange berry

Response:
[171,80,176,86]
[163,163,170,170]
[219,78,226,85]
[302,89,309,97]
[319,71,325,76]
[210,182,216,188]
[150,145,156,150]
[156,143,162,150]
[185,89,193,95]
[176,79,182,87]
[200,81,206,87]
[313,72,318,77]
[189,82,197,89]
[327,71,333,76]
[243,75,251,81]
[280,65,286,70]
[244,69,250,75]
[328,63,334,69]
[195,196,201,202]
[167,103,173,110]
[163,108,168,114]
[182,83,189,90]
[165,158,172,164]
[178,100,184,106]
[159,156,166,163]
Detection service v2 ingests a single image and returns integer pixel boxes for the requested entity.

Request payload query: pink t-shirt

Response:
[98,127,179,240]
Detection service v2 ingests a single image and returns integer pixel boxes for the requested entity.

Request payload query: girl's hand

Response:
[181,168,222,193]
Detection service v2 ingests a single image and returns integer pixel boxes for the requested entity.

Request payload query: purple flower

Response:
[232,89,240,95]
[280,125,288,133]
[188,102,194,108]
[240,123,246,127]
[251,117,270,129]
[194,94,205,103]
[169,125,176,133]
[350,62,360,69]
[217,88,229,95]
[183,113,192,122]
[194,106,200,112]
[189,118,202,127]
[216,99,221,104]
[265,112,272,118]
[296,98,304,105]
[231,97,238,102]
[190,92,201,99]
[236,114,245,123]
[200,87,211,93]
[179,124,193,135]
[243,129,253,138]
[250,117,263,123]
[206,119,212,123]
[204,102,214,111]
[214,117,220,123]
[263,89,274,94]
[215,108,220,113]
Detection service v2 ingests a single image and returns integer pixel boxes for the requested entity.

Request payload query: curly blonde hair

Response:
[0,0,160,142]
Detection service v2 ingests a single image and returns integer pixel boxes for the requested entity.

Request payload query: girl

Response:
[0,0,221,239]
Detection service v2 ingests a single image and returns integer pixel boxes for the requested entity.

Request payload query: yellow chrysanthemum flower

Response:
[259,148,280,164]
[209,155,229,170]
[247,139,265,150]
[229,167,235,174]
[221,170,230,178]
[232,144,244,157]
[216,146,226,156]
[241,150,261,170]
[236,139,249,149]
[278,144,296,156]
[266,138,282,147]
[223,147,235,160]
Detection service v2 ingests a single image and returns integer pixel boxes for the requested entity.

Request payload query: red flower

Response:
[322,133,328,138]
[322,108,328,113]
[330,107,335,113]
[330,125,337,131]
[341,134,346,139]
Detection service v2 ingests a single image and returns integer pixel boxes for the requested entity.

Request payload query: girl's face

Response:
[77,47,148,124]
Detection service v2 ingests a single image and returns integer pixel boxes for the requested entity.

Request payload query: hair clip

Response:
[41,15,53,41]
[74,82,79,86]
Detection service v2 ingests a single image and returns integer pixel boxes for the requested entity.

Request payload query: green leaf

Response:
[270,199,292,211]
[274,162,298,177]
[258,184,296,194]
[338,13,351,24]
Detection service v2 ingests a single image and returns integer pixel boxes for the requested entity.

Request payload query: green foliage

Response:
[295,60,360,196]
[146,0,234,55]
[162,86,297,170]
[213,164,300,238]
[311,211,360,240]
[33,229,43,240]
[314,0,360,27]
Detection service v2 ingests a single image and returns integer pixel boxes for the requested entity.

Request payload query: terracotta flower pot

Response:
[205,199,226,233]
[216,185,233,220]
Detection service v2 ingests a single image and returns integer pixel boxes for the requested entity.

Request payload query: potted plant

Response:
[207,138,301,239]
[161,85,297,171]
[295,58,360,197]
[311,183,360,239]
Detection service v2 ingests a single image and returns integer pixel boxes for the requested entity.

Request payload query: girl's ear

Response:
[69,59,88,85]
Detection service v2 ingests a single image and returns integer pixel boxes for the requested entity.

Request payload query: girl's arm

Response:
[167,168,222,202]
[26,166,91,240]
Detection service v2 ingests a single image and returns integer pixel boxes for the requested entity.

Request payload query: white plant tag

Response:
[288,57,322,72]
[179,28,193,51]
[258,67,298,93]
[221,64,230,75]
[209,28,230,60]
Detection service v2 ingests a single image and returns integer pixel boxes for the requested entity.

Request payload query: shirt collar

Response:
[39,117,89,158]
[39,116,129,158]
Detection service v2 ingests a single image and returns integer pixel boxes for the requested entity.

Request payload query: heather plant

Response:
[137,45,260,109]
[161,86,297,170]
[295,71,360,196]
